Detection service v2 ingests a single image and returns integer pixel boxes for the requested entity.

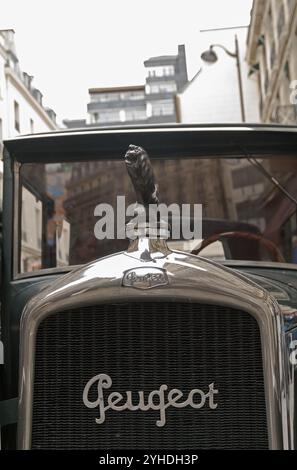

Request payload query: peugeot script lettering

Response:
[82,373,218,427]
[122,267,169,289]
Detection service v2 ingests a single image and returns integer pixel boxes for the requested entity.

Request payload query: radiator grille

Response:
[32,302,268,449]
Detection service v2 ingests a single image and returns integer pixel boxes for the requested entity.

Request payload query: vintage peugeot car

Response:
[0,124,297,449]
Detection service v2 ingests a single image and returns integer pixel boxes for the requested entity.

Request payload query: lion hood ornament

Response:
[123,144,171,267]
[124,144,159,206]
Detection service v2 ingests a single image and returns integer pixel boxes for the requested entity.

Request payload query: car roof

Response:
[4,123,297,163]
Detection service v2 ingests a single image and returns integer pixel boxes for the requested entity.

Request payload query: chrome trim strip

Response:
[286,328,297,449]
[222,260,297,271]
[13,260,297,282]
[13,265,82,280]
[17,248,289,449]
[12,161,21,279]
[5,123,297,142]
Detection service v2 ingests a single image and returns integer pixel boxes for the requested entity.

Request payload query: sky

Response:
[1,0,253,123]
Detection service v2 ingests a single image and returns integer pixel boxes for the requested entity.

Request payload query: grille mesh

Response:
[32,302,268,449]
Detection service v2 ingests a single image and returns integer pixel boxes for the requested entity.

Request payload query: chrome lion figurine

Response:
[124,144,159,205]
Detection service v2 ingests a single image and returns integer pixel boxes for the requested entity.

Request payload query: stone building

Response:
[0,30,57,143]
[246,0,297,123]
[245,0,297,259]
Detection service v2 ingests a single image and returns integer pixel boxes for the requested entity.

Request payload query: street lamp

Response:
[200,35,246,122]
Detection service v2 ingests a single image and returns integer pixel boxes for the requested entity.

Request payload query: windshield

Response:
[18,153,297,274]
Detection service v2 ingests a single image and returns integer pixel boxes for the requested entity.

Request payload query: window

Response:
[128,91,145,100]
[232,165,264,189]
[159,82,177,93]
[91,93,120,103]
[19,155,297,272]
[148,82,177,94]
[277,3,285,37]
[21,230,27,242]
[151,100,174,116]
[125,108,147,121]
[30,118,34,134]
[288,0,295,13]
[147,66,170,78]
[259,35,269,95]
[264,68,269,94]
[148,67,158,77]
[163,66,174,76]
[35,206,42,249]
[14,100,20,132]
[284,60,290,81]
[119,110,126,122]
[270,40,276,70]
[150,84,160,94]
[98,111,120,123]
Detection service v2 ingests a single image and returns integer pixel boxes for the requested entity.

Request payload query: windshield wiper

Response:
[239,146,297,207]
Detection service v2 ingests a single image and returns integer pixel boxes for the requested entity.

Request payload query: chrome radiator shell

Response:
[17,239,289,449]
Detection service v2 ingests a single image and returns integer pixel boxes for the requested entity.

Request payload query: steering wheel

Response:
[190,231,285,263]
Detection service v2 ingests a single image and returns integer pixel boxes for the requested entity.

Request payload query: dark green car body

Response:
[1,124,297,449]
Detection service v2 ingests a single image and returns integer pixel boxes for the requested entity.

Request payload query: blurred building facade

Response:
[0,29,63,272]
[246,0,297,124]
[246,0,297,259]
[64,45,188,128]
